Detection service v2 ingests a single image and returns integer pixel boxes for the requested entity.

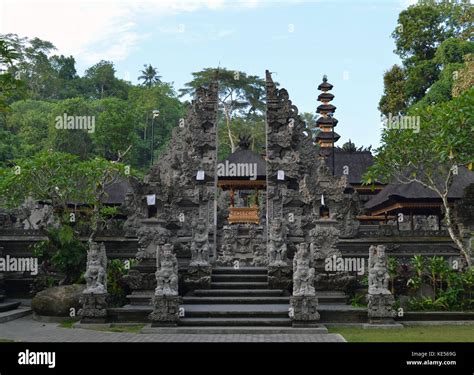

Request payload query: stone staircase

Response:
[0,294,32,323]
[180,267,291,327]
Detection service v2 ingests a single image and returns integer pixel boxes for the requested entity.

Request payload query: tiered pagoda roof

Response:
[315,75,340,156]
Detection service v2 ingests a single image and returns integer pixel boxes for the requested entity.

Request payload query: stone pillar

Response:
[366,245,396,324]
[290,243,320,326]
[79,241,108,323]
[149,243,181,326]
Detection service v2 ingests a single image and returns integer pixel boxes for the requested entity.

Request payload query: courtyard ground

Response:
[2,316,474,342]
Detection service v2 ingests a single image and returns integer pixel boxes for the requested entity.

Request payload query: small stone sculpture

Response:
[367,244,396,321]
[293,243,315,296]
[155,243,178,296]
[268,218,288,266]
[368,245,390,295]
[84,240,107,294]
[190,218,210,266]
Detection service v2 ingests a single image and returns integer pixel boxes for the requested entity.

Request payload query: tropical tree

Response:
[0,38,24,112]
[364,88,474,267]
[0,150,130,282]
[180,68,266,152]
[138,64,162,87]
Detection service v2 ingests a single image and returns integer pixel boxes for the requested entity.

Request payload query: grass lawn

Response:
[101,325,145,334]
[59,320,144,333]
[329,325,474,342]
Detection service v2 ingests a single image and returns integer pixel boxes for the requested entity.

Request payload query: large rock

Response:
[32,284,85,317]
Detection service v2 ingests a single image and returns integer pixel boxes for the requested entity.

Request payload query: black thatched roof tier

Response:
[218,143,266,180]
[316,104,336,114]
[317,92,335,102]
[316,116,338,126]
[365,167,474,211]
[103,178,132,204]
[317,75,333,91]
[315,131,341,142]
[326,150,374,184]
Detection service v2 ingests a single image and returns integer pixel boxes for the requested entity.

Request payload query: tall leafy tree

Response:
[379,2,473,116]
[84,60,129,100]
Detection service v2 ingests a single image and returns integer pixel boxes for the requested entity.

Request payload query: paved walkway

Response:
[0,317,345,342]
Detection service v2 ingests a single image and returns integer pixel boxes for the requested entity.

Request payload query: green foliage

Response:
[32,226,87,284]
[350,294,366,308]
[84,60,129,100]
[107,259,136,307]
[406,256,474,311]
[365,88,474,186]
[0,38,25,113]
[379,2,473,115]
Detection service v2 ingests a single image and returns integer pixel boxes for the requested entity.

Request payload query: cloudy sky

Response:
[1,0,417,148]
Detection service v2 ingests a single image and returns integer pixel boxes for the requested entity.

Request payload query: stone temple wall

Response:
[265,70,360,255]
[124,82,218,264]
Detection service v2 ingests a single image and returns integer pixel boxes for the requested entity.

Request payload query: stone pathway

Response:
[0,317,346,342]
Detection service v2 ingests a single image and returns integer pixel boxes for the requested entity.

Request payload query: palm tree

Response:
[138,64,162,87]
[342,139,357,152]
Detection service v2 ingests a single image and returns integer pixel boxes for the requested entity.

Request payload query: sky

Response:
[1,0,418,149]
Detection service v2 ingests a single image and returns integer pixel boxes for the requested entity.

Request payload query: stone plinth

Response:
[290,296,320,325]
[79,293,108,323]
[149,295,181,326]
[184,264,212,291]
[367,293,396,323]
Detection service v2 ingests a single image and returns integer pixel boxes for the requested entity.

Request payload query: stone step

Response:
[315,292,347,304]
[107,305,368,324]
[211,282,269,289]
[212,267,267,275]
[181,304,290,319]
[193,289,287,297]
[183,296,290,304]
[0,301,21,313]
[0,307,32,323]
[318,304,367,323]
[211,274,267,282]
[179,317,292,327]
[108,306,152,322]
